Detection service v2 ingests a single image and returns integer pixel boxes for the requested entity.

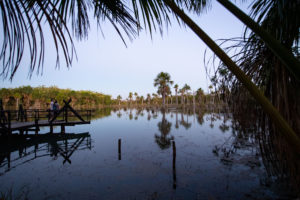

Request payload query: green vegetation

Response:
[0,86,112,109]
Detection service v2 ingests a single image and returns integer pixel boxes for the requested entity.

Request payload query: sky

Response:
[1,1,249,99]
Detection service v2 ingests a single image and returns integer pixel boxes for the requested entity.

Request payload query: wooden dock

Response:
[0,99,91,135]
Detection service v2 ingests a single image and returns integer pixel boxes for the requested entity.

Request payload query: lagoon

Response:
[0,108,293,199]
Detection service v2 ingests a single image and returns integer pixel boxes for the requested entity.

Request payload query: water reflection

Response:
[155,110,173,150]
[0,133,91,176]
[0,107,298,199]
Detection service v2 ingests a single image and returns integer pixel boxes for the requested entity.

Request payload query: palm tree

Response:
[117,95,122,106]
[152,93,157,105]
[196,88,204,105]
[147,93,151,105]
[165,85,171,106]
[140,95,144,106]
[128,92,133,107]
[179,88,184,106]
[154,72,173,107]
[134,92,138,105]
[182,84,191,105]
[174,84,179,105]
[192,91,196,107]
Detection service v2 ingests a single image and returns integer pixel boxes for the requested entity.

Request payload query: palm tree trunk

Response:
[164,0,300,152]
[217,0,300,81]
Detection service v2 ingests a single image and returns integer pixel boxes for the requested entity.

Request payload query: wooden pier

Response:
[0,99,91,135]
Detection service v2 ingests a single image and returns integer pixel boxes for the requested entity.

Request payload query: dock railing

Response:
[0,99,92,135]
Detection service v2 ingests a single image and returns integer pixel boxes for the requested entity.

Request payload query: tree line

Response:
[0,86,112,109]
[116,72,219,107]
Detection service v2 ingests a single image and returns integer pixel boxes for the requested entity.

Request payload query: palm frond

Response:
[0,0,211,79]
[0,0,76,80]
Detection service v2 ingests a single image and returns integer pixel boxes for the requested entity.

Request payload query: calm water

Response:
[0,108,293,199]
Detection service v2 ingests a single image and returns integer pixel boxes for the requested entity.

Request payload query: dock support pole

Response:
[65,108,68,122]
[50,125,53,134]
[35,119,39,135]
[8,111,11,135]
[61,125,65,134]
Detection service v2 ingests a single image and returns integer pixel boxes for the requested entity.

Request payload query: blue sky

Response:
[1,1,249,99]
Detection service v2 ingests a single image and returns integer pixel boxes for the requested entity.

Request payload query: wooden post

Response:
[7,111,11,135]
[61,125,65,134]
[48,109,51,121]
[172,141,177,189]
[65,107,68,122]
[118,139,121,160]
[35,119,39,135]
[50,125,53,134]
[24,110,27,122]
[7,152,11,169]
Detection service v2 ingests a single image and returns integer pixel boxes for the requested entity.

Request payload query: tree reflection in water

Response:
[175,110,179,129]
[180,109,192,130]
[212,106,300,195]
[129,109,133,120]
[155,109,174,150]
[117,109,122,118]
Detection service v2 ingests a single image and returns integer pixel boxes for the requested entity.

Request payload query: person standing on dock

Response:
[50,99,54,111]
[17,97,25,122]
[49,98,54,120]
[54,100,59,114]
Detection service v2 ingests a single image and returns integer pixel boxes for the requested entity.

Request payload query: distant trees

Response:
[128,92,133,106]
[0,83,221,109]
[182,84,191,105]
[147,94,151,105]
[196,88,204,104]
[117,95,122,106]
[0,86,112,109]
[134,92,138,105]
[140,96,144,106]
